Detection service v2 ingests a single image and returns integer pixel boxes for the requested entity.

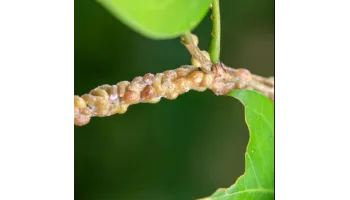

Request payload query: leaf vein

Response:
[211,188,274,199]
[247,153,261,188]
[245,106,273,132]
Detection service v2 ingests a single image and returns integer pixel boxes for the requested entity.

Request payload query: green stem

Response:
[209,0,221,63]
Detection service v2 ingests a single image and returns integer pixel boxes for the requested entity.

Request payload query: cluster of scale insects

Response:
[74,63,252,126]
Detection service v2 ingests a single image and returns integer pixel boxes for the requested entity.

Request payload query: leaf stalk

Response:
[209,0,221,63]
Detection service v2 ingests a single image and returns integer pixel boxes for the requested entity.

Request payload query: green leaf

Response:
[201,90,274,200]
[98,0,213,39]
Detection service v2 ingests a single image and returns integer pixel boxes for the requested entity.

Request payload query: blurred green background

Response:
[74,0,274,199]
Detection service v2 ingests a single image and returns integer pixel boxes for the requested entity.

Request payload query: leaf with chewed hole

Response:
[99,0,212,39]
[200,90,274,200]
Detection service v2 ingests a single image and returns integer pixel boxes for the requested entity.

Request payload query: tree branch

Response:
[74,64,274,126]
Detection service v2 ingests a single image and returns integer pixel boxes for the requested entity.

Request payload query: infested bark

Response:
[74,63,274,126]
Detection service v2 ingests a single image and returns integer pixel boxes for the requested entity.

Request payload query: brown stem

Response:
[74,64,274,126]
[252,74,274,87]
[181,33,212,73]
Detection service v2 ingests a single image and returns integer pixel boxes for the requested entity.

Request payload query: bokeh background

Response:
[74,0,274,199]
